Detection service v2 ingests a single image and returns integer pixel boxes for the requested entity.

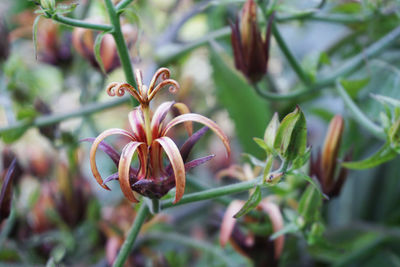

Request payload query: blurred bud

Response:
[40,0,55,10]
[230,0,274,83]
[0,18,9,63]
[321,115,344,190]
[72,22,137,73]
[311,115,350,198]
[34,98,58,140]
[26,146,52,178]
[37,22,72,66]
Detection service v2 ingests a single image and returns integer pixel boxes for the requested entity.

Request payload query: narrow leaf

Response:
[233,186,262,218]
[342,143,397,169]
[298,185,321,223]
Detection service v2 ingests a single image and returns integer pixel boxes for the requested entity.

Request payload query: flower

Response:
[230,0,274,83]
[86,68,230,204]
[310,115,351,198]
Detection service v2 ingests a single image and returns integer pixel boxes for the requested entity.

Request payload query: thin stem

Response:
[270,22,310,85]
[161,177,262,209]
[51,14,112,31]
[151,198,160,213]
[336,80,385,139]
[0,97,129,134]
[104,0,136,88]
[116,0,135,13]
[112,202,149,267]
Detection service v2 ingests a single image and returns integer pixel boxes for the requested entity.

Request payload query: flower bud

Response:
[41,0,55,10]
[321,115,344,189]
[0,18,9,63]
[230,1,274,83]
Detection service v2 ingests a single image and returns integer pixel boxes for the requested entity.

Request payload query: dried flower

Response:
[230,0,274,83]
[86,68,230,204]
[310,115,351,198]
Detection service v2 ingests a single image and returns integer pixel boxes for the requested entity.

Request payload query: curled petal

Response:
[173,102,192,136]
[155,137,185,204]
[119,141,146,202]
[259,200,284,259]
[163,113,231,158]
[148,67,171,93]
[90,128,135,190]
[151,101,175,139]
[81,138,120,167]
[129,108,147,141]
[220,200,245,247]
[148,79,180,101]
[106,82,142,103]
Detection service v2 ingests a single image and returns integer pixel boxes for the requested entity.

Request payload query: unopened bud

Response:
[41,0,55,10]
[321,115,344,189]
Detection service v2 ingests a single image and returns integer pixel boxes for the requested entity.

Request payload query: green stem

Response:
[0,97,129,134]
[112,202,149,267]
[51,14,112,31]
[336,80,385,139]
[116,0,135,13]
[270,22,310,85]
[161,177,262,209]
[151,198,160,213]
[104,0,136,88]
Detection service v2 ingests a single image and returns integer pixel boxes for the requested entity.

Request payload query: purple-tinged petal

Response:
[184,155,215,171]
[81,138,120,167]
[180,127,209,162]
[230,19,246,73]
[0,158,16,223]
[151,101,175,139]
[163,113,231,158]
[90,128,135,191]
[155,137,185,204]
[220,200,245,247]
[118,141,146,203]
[103,172,119,184]
[129,108,146,141]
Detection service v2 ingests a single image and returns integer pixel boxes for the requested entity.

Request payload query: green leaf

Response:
[32,15,42,60]
[273,106,307,161]
[332,2,362,14]
[253,137,269,151]
[94,31,110,74]
[242,153,265,167]
[210,48,271,157]
[291,148,311,169]
[269,222,299,240]
[291,171,328,200]
[371,94,400,108]
[263,112,280,154]
[340,77,370,99]
[233,186,262,218]
[298,185,321,223]
[342,143,397,169]
[1,126,30,144]
[55,3,78,14]
[17,107,38,121]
